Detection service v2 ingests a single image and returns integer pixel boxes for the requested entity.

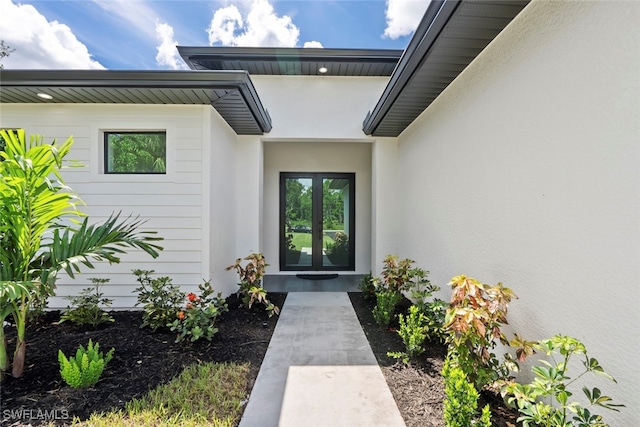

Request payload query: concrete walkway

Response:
[239,292,405,427]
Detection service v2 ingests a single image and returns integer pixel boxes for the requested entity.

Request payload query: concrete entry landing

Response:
[239,292,405,427]
[263,274,363,292]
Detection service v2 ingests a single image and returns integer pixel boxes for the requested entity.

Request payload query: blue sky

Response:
[0,0,431,70]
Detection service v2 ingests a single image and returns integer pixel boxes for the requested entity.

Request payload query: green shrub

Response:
[226,253,279,317]
[58,339,114,388]
[443,275,519,390]
[422,298,448,343]
[358,272,375,301]
[443,356,491,427]
[374,255,417,293]
[325,231,349,265]
[388,305,428,364]
[60,278,114,327]
[169,281,228,343]
[406,268,446,343]
[372,290,402,327]
[502,335,624,427]
[133,269,185,331]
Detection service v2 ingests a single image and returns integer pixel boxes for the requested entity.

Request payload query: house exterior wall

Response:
[0,103,239,307]
[233,75,390,274]
[395,0,639,423]
[262,141,372,274]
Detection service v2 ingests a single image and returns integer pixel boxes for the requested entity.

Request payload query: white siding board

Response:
[1,103,212,308]
[70,182,203,195]
[80,194,203,206]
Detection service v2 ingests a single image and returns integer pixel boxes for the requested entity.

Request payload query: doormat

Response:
[296,273,339,280]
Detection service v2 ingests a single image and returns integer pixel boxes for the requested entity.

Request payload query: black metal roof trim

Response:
[362,0,529,136]
[178,46,403,76]
[0,69,272,135]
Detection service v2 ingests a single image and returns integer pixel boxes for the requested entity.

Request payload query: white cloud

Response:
[155,23,188,70]
[383,0,431,40]
[0,0,104,69]
[303,41,324,49]
[92,0,160,40]
[208,0,300,47]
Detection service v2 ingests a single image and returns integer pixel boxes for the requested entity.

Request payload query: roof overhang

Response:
[363,0,530,136]
[0,69,272,135]
[178,46,403,76]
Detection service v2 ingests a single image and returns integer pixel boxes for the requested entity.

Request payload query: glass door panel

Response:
[322,178,350,268]
[280,173,355,271]
[283,176,313,268]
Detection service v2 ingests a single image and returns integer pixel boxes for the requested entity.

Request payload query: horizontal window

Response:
[104,131,166,174]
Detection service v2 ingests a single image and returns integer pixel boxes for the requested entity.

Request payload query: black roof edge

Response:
[0,69,272,134]
[362,0,459,135]
[238,75,273,133]
[177,46,404,68]
[0,69,251,88]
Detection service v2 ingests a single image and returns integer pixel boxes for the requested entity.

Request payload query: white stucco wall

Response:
[371,137,399,273]
[251,75,389,140]
[262,140,372,274]
[0,104,238,307]
[232,75,390,273]
[395,0,639,423]
[206,108,244,296]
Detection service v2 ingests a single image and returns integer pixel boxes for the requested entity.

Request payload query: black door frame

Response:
[279,172,355,271]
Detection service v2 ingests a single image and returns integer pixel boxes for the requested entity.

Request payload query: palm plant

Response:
[0,129,163,380]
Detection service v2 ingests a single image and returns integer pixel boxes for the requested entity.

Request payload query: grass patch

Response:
[77,362,250,426]
[290,233,334,250]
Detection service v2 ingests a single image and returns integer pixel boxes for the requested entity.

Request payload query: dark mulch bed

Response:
[347,292,519,427]
[1,291,519,426]
[1,293,286,426]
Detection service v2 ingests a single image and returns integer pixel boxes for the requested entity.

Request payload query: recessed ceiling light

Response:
[37,93,53,100]
[318,67,328,74]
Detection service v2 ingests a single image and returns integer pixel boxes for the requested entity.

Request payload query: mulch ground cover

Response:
[348,292,519,427]
[1,291,519,426]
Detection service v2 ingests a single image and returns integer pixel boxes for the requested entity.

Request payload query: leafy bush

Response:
[422,298,448,343]
[371,255,431,327]
[406,268,447,343]
[0,129,162,379]
[443,356,492,427]
[358,272,375,301]
[60,278,114,327]
[443,275,520,390]
[325,231,349,265]
[387,305,428,364]
[169,281,228,343]
[374,255,418,293]
[502,335,624,427]
[58,339,114,388]
[226,253,279,317]
[372,290,402,327]
[133,269,184,331]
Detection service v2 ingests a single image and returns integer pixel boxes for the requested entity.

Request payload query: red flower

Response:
[178,311,185,320]
[187,293,197,302]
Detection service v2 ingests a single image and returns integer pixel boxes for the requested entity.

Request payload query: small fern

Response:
[58,339,114,388]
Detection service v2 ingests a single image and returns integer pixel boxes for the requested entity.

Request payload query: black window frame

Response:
[103,131,167,175]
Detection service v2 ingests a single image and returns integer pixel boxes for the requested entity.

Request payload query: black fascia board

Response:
[237,73,273,133]
[177,46,404,70]
[362,0,460,135]
[0,69,272,133]
[0,69,252,89]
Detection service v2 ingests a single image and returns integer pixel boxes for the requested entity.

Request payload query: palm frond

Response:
[47,213,163,279]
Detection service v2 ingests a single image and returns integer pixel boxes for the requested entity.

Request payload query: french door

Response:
[280,172,355,271]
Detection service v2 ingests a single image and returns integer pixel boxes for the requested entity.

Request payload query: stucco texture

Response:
[395,1,640,424]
